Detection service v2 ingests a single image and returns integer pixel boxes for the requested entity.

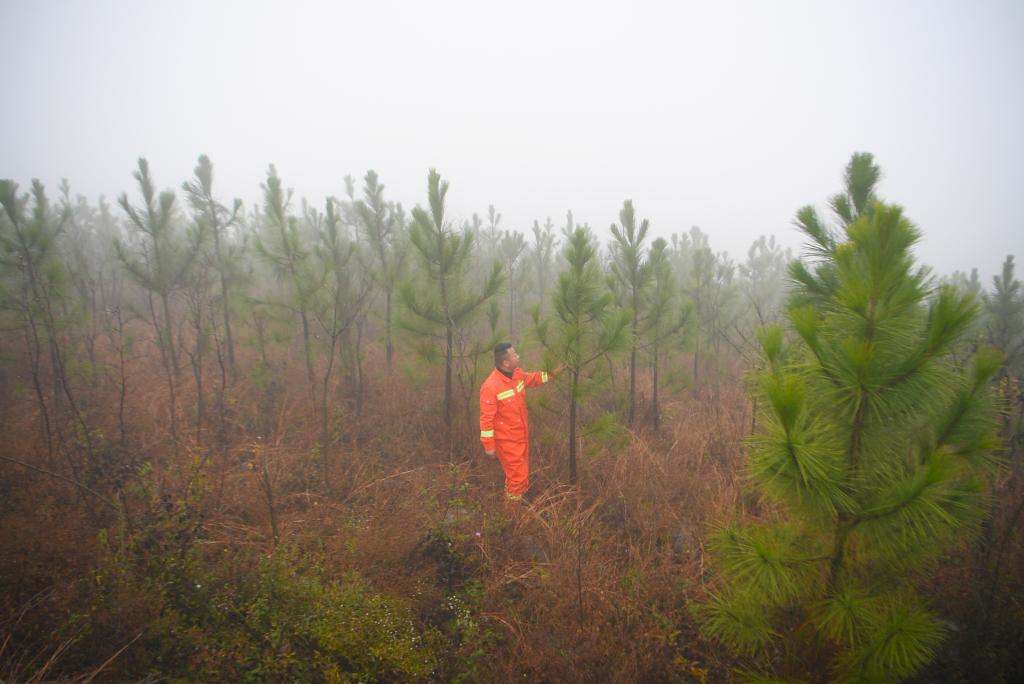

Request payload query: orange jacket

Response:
[479,367,551,451]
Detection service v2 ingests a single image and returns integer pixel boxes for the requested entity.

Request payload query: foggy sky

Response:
[3,0,1022,281]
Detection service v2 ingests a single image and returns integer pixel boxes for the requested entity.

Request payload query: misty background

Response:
[3,0,1022,279]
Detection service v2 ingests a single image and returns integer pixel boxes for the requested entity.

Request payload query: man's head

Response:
[494,342,520,371]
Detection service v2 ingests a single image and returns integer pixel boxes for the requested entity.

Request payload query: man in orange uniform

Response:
[479,343,556,502]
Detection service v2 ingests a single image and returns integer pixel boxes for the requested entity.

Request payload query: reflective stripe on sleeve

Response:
[480,429,494,438]
[497,389,515,400]
[516,381,525,392]
[542,371,549,383]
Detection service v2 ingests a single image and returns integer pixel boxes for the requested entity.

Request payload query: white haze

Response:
[2,0,1022,281]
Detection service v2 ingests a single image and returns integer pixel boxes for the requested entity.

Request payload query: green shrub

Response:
[90,541,440,682]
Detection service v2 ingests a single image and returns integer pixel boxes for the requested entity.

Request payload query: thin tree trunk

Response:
[826,520,851,594]
[48,328,62,415]
[165,359,179,449]
[160,291,178,375]
[212,226,236,377]
[693,338,700,384]
[299,306,317,410]
[115,308,128,447]
[82,278,99,375]
[569,370,579,484]
[445,325,454,433]
[440,262,453,433]
[212,329,229,510]
[148,292,178,445]
[321,317,340,489]
[161,318,178,448]
[320,373,332,487]
[254,313,269,367]
[191,309,204,451]
[300,307,314,385]
[463,341,479,433]
[652,343,660,431]
[147,292,169,375]
[826,396,866,592]
[628,342,637,426]
[628,289,638,426]
[257,452,280,547]
[355,316,365,418]
[508,276,515,337]
[24,320,54,461]
[384,288,393,375]
[47,329,92,453]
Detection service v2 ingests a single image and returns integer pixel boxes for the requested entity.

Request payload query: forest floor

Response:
[1,344,1021,682]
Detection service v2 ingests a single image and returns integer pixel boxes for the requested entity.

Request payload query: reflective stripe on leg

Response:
[495,439,529,498]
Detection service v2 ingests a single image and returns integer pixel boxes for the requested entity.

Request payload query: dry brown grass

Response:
[1,330,758,680]
[4,327,1018,682]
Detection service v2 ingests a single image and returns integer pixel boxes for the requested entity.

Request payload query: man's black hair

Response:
[494,342,513,367]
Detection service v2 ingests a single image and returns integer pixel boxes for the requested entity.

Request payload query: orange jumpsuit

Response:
[479,367,552,500]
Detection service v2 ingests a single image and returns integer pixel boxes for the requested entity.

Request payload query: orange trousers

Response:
[494,439,529,499]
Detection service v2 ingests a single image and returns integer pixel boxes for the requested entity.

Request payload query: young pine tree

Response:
[353,170,407,376]
[739,235,791,330]
[253,165,324,410]
[401,169,503,433]
[312,198,369,481]
[0,179,90,457]
[116,159,201,446]
[680,227,737,382]
[947,267,982,299]
[182,154,243,378]
[639,237,689,431]
[534,226,629,484]
[698,157,1002,682]
[986,255,1024,380]
[528,217,558,317]
[726,235,793,366]
[498,228,527,335]
[608,199,653,427]
[58,180,110,375]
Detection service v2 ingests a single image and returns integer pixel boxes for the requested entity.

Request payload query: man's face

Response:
[502,346,520,370]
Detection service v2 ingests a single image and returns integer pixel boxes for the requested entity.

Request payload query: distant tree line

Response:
[0,154,1019,491]
[0,157,789,478]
